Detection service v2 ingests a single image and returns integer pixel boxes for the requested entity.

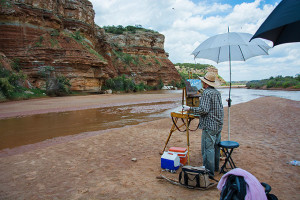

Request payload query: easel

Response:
[161,72,201,165]
[161,111,198,165]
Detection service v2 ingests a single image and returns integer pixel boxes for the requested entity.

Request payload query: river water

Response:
[0,88,299,150]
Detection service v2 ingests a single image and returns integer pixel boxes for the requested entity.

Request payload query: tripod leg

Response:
[186,116,190,165]
[161,118,178,154]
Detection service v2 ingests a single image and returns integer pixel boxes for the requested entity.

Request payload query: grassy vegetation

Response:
[222,81,248,86]
[175,63,227,86]
[103,25,158,34]
[246,75,300,89]
[0,0,12,8]
[103,75,167,92]
[70,31,106,62]
[0,61,73,101]
[38,66,71,96]
[112,50,139,67]
[34,36,44,47]
[175,63,212,71]
[0,64,47,101]
[175,63,212,79]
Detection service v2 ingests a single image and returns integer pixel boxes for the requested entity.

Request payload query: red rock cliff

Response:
[0,0,181,92]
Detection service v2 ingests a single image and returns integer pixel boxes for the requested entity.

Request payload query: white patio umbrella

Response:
[192,31,271,140]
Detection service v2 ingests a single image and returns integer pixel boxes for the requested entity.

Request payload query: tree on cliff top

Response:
[103,25,158,34]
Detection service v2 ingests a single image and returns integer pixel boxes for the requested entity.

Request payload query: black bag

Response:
[261,182,278,200]
[179,165,215,189]
[220,174,247,200]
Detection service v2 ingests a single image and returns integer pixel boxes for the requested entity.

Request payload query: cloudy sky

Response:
[89,0,299,81]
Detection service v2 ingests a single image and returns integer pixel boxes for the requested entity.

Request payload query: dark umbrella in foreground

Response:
[251,0,300,46]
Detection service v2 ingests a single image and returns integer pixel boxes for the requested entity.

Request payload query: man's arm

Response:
[190,92,210,116]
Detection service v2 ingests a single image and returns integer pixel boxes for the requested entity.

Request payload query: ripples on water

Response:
[0,88,299,150]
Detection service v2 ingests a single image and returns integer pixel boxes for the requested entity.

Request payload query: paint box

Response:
[161,151,180,171]
[168,147,188,165]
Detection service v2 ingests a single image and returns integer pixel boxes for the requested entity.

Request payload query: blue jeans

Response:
[201,127,222,176]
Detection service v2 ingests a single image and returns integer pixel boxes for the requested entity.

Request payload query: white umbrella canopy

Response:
[192,32,271,140]
[192,32,270,63]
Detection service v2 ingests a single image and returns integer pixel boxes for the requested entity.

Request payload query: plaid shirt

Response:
[191,86,224,131]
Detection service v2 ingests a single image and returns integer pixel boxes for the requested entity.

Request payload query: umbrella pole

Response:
[228,46,232,141]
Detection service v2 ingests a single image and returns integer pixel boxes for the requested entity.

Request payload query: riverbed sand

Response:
[0,95,299,199]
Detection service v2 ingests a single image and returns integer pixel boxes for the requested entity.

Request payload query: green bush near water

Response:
[0,66,26,98]
[103,75,168,92]
[246,75,300,89]
[38,66,71,96]
[103,75,146,92]
[0,65,47,101]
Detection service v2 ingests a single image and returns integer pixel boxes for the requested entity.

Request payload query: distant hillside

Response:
[174,63,226,85]
[246,75,300,89]
[222,81,249,86]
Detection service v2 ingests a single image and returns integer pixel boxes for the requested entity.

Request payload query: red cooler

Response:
[168,147,188,165]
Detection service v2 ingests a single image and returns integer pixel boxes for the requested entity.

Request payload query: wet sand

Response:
[0,94,299,199]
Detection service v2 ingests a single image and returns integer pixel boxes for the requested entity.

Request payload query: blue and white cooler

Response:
[161,151,180,171]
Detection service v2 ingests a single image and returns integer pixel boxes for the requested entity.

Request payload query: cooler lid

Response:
[169,147,187,153]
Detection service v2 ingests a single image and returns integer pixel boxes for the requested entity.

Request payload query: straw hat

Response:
[199,72,219,88]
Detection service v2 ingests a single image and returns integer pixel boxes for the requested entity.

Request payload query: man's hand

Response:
[182,105,190,111]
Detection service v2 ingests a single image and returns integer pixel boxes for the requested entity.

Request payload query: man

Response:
[183,72,224,176]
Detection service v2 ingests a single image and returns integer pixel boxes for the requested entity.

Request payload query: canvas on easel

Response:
[184,79,202,107]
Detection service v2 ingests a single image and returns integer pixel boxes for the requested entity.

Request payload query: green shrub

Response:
[56,75,71,95]
[266,80,275,88]
[123,78,135,92]
[132,56,139,65]
[154,79,164,90]
[45,74,71,96]
[282,81,290,88]
[113,76,124,91]
[0,0,12,8]
[104,75,156,92]
[0,90,6,101]
[71,31,83,41]
[293,83,300,89]
[155,59,160,65]
[296,74,300,81]
[12,58,21,72]
[51,30,60,37]
[176,78,186,88]
[170,80,176,87]
[123,54,133,65]
[0,67,27,99]
[0,77,14,97]
[38,66,55,78]
[134,82,146,92]
[113,50,135,66]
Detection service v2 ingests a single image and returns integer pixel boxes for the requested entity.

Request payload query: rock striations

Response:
[0,0,181,92]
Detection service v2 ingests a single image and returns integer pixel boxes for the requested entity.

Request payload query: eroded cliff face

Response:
[106,31,180,86]
[0,0,181,92]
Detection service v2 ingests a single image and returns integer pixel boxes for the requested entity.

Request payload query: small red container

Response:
[168,147,188,165]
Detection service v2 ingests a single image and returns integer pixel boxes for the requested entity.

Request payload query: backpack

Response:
[220,175,247,200]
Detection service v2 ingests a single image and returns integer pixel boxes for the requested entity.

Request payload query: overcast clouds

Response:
[89,0,300,81]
